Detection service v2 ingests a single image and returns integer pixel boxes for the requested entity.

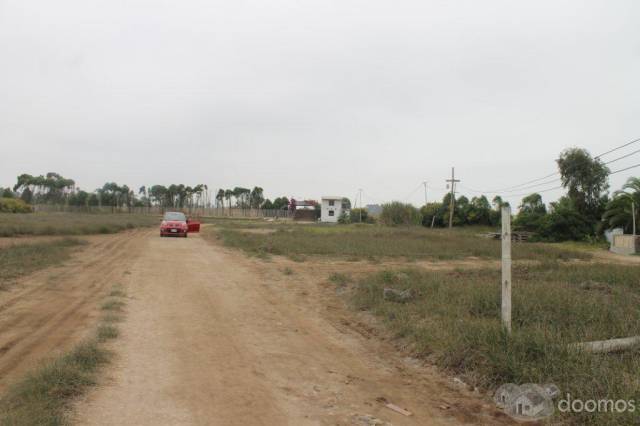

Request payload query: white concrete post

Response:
[501,206,512,334]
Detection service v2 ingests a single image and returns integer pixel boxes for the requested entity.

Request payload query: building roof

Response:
[321,196,345,200]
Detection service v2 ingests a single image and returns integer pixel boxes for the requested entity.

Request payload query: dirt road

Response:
[69,230,508,426]
[0,229,148,394]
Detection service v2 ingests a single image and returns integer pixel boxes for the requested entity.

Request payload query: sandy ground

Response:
[69,231,511,426]
[0,229,148,394]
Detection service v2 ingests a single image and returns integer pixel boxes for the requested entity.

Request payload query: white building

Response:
[321,196,349,223]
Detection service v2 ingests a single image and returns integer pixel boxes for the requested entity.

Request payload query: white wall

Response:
[321,198,347,223]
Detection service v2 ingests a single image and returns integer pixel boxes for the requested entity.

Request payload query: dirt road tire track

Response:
[0,229,148,394]
[74,232,511,426]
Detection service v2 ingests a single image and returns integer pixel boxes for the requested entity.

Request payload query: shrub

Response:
[349,208,370,223]
[380,202,421,226]
[0,198,32,213]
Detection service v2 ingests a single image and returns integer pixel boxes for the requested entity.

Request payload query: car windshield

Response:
[163,212,186,221]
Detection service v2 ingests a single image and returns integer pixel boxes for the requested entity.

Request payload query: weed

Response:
[101,299,125,311]
[282,267,294,276]
[351,263,640,424]
[97,324,119,342]
[0,238,85,289]
[0,339,109,425]
[328,272,353,287]
[109,288,126,298]
[101,313,123,323]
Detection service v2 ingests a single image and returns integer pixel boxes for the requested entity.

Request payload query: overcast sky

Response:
[1,0,640,207]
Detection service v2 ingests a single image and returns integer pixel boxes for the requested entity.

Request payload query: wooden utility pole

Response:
[445,168,460,229]
[358,188,363,223]
[501,206,512,334]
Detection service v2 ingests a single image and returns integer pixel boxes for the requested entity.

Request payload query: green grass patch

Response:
[328,272,353,287]
[213,223,591,262]
[0,212,158,237]
[352,263,640,424]
[0,238,85,290]
[0,339,110,425]
[100,299,125,312]
[282,267,294,276]
[0,283,127,425]
[96,324,119,342]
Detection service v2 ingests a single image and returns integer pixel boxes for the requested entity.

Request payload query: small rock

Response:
[383,287,414,303]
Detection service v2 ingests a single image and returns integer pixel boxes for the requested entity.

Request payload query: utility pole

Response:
[423,181,428,206]
[445,167,460,229]
[358,188,363,223]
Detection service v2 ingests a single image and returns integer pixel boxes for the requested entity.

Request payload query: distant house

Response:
[366,204,382,217]
[321,196,349,223]
[292,199,318,222]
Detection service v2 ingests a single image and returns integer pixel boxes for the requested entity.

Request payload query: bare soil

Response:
[70,230,511,425]
[0,230,148,394]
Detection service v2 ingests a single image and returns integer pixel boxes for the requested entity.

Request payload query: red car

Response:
[160,211,189,237]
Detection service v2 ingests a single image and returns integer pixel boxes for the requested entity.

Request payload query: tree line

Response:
[375,147,638,241]
[3,175,292,211]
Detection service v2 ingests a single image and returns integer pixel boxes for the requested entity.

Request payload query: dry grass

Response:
[0,238,85,290]
[351,262,640,425]
[0,212,158,237]
[211,222,591,262]
[0,284,127,425]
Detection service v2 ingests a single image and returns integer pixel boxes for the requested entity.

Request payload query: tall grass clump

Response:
[352,263,640,424]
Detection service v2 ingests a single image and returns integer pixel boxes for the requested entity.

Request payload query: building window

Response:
[329,200,335,206]
[329,210,334,216]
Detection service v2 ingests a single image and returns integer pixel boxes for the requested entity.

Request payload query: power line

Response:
[602,147,640,166]
[594,137,640,159]
[610,162,640,175]
[460,136,640,194]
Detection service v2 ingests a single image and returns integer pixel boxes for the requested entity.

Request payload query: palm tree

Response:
[603,177,640,233]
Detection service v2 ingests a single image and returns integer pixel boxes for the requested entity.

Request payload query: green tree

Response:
[514,193,547,231]
[250,187,264,208]
[538,197,592,241]
[602,177,640,233]
[467,195,491,225]
[557,148,609,223]
[216,189,225,209]
[420,202,445,227]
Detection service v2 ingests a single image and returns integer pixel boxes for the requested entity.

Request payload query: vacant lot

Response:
[211,219,639,425]
[0,212,158,237]
[211,220,591,262]
[352,264,640,425]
